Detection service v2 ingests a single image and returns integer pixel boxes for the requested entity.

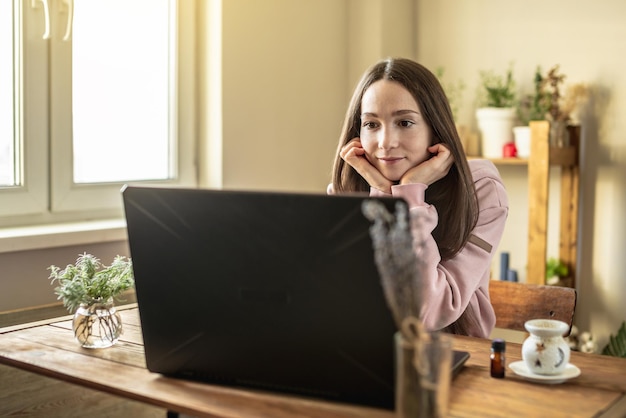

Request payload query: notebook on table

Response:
[121,186,469,410]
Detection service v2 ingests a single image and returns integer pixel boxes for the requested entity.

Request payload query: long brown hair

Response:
[331,57,479,260]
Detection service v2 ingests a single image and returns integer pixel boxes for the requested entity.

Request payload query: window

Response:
[0,0,196,227]
[0,1,16,188]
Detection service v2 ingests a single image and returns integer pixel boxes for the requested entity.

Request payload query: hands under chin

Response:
[341,140,454,192]
[341,138,393,193]
[400,144,453,186]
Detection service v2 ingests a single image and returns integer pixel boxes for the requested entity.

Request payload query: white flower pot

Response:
[476,107,515,158]
[513,126,531,158]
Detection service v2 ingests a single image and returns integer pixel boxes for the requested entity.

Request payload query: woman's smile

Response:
[378,156,404,164]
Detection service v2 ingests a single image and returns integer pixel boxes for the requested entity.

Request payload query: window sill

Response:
[0,219,128,254]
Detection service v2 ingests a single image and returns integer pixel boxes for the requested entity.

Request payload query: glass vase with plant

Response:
[48,253,134,348]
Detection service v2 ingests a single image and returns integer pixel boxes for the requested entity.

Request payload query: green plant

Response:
[478,64,516,108]
[517,66,552,125]
[546,257,568,281]
[48,253,134,313]
[528,64,589,124]
[602,321,626,357]
[435,66,466,121]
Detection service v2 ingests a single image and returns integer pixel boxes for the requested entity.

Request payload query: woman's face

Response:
[359,79,433,182]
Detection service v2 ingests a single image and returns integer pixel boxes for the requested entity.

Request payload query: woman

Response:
[329,58,508,338]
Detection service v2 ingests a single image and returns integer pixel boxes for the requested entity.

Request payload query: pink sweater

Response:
[331,159,508,337]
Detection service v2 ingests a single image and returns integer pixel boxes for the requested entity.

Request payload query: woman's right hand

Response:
[340,138,393,193]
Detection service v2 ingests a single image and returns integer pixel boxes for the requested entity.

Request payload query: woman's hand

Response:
[400,143,453,186]
[340,138,393,193]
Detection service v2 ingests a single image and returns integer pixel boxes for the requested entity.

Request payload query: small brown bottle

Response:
[490,339,506,378]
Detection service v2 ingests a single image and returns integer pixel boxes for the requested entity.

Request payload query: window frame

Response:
[0,0,197,228]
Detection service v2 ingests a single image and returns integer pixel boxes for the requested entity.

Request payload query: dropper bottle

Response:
[490,339,506,378]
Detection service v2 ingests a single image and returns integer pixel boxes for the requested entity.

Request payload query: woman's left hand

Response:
[400,143,453,186]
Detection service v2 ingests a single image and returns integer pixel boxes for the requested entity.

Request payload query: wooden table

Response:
[1,304,625,418]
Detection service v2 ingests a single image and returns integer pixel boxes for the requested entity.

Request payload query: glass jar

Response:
[549,120,570,147]
[72,298,122,348]
[394,331,452,418]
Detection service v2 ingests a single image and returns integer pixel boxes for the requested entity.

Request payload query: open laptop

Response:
[122,186,469,410]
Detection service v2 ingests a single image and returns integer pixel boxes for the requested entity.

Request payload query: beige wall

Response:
[218,0,348,193]
[4,0,625,350]
[204,0,417,193]
[414,0,626,348]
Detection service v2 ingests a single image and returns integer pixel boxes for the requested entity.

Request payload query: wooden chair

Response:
[489,280,577,336]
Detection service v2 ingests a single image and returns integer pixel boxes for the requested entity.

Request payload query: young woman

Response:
[329,58,509,338]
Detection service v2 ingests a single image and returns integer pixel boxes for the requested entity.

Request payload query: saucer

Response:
[509,361,581,384]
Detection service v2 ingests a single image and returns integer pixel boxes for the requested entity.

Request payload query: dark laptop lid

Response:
[122,186,468,410]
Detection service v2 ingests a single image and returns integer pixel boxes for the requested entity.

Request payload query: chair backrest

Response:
[489,280,577,335]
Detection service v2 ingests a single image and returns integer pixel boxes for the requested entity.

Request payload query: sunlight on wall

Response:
[591,166,626,347]
[198,0,223,188]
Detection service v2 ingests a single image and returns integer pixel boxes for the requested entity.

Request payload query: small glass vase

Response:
[549,120,570,147]
[395,332,452,418]
[72,298,122,348]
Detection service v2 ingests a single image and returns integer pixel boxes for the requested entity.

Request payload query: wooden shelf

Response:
[467,156,529,166]
[526,121,580,287]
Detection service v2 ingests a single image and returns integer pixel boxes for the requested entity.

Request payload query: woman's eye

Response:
[362,121,378,129]
[399,120,415,127]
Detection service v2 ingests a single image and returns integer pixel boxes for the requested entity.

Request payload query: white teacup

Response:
[521,319,571,375]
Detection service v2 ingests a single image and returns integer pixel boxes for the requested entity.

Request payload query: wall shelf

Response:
[467,156,529,166]
[467,122,580,287]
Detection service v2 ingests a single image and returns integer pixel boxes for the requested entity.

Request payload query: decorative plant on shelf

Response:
[475,64,517,158]
[540,65,589,124]
[48,253,134,348]
[517,66,552,125]
[478,64,516,108]
[545,257,569,285]
[518,65,589,147]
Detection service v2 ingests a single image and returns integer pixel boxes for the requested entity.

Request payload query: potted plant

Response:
[475,64,517,158]
[545,257,569,286]
[48,253,134,348]
[518,65,589,148]
[543,65,589,147]
[515,66,552,158]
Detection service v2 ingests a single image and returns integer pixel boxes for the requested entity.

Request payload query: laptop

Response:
[122,185,469,410]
